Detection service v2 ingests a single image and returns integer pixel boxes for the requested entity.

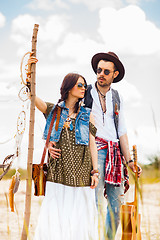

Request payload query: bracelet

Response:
[91,169,100,179]
[91,169,99,175]
[91,173,100,180]
[127,160,134,164]
[93,173,99,177]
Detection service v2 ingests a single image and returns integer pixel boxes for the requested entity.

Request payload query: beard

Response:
[97,78,110,87]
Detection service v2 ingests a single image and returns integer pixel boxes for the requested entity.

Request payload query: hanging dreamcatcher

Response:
[0,51,34,211]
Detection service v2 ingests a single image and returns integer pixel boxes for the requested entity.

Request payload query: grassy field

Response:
[1,164,160,183]
[129,164,160,184]
[0,168,28,180]
[0,165,160,240]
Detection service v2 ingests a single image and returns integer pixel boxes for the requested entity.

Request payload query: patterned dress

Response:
[47,119,96,187]
[34,104,98,240]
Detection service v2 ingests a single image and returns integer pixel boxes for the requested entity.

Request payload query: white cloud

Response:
[27,0,124,11]
[98,5,160,55]
[69,0,124,11]
[0,60,20,83]
[10,6,160,66]
[48,5,160,65]
[11,14,69,43]
[11,14,39,44]
[28,0,69,10]
[127,125,160,164]
[57,32,104,64]
[11,14,70,58]
[38,15,70,42]
[0,12,6,28]
[126,0,140,4]
[0,82,17,100]
[114,80,142,105]
[132,126,160,159]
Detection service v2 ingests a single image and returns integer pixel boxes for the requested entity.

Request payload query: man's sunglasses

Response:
[76,83,87,89]
[96,67,115,76]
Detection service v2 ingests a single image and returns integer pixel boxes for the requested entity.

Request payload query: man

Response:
[84,51,142,239]
[30,51,142,240]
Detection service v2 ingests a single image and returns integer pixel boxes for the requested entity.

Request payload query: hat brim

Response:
[91,53,125,82]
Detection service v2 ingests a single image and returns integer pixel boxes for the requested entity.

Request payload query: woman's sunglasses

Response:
[97,67,115,76]
[76,83,87,89]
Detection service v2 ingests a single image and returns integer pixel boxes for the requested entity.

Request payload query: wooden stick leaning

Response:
[21,24,39,240]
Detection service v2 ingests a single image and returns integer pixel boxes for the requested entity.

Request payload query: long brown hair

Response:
[59,73,87,113]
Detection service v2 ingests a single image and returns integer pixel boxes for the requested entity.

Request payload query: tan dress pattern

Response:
[47,119,96,187]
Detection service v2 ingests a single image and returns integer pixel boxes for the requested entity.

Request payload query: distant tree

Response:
[148,154,160,169]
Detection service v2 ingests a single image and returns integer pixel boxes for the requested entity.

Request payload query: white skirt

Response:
[34,181,98,240]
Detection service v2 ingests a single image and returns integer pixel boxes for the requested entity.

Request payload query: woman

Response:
[34,73,99,240]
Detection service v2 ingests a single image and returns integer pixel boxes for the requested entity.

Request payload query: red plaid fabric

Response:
[95,137,129,197]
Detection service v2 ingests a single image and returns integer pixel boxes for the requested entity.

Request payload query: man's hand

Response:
[48,141,61,159]
[128,162,142,178]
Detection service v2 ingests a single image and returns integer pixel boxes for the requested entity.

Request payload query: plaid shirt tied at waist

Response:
[95,137,129,195]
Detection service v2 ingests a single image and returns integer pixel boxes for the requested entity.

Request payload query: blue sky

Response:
[140,0,160,27]
[1,0,160,24]
[0,0,160,168]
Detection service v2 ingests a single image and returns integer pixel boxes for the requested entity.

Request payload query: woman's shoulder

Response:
[80,105,91,114]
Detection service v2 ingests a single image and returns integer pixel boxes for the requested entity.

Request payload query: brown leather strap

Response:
[40,106,59,167]
[55,106,61,131]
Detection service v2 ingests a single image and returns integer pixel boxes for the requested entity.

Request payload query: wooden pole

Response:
[21,24,39,240]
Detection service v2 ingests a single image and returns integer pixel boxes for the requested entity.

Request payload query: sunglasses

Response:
[97,67,115,76]
[76,82,87,89]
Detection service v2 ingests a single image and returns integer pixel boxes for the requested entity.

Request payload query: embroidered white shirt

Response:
[91,84,127,142]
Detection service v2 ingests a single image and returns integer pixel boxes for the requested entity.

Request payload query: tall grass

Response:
[0,165,160,240]
[0,168,27,180]
[128,165,160,185]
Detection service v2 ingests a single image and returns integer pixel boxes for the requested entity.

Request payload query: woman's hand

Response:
[90,175,99,189]
[27,52,38,66]
[48,141,61,159]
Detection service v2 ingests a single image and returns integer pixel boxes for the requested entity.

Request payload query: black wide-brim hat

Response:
[91,51,125,83]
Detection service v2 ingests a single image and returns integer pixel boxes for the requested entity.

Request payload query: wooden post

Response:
[21,24,39,240]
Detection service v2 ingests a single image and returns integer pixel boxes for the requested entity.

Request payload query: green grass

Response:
[128,164,160,184]
[0,168,27,180]
[140,165,160,184]
[1,164,160,184]
[0,165,160,239]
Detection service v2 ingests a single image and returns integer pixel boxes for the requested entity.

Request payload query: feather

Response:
[8,175,16,212]
[13,171,20,194]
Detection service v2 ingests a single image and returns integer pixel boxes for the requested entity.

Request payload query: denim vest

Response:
[43,101,91,145]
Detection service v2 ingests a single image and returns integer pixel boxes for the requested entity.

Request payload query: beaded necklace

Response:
[63,107,79,130]
[95,82,107,125]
